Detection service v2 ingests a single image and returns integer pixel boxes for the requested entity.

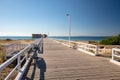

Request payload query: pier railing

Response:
[110,48,120,65]
[76,42,98,56]
[54,39,120,57]
[0,38,43,80]
[54,39,99,56]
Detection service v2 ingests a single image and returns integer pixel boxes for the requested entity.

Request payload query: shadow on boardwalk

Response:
[23,57,46,80]
[37,58,46,80]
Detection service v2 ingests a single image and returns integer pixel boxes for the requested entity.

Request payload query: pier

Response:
[0,38,120,80]
[24,38,120,80]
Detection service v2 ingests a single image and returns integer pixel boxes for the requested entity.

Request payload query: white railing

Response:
[0,38,43,80]
[97,45,120,55]
[54,39,99,56]
[110,48,120,65]
[53,39,70,47]
[54,39,120,57]
[76,42,98,56]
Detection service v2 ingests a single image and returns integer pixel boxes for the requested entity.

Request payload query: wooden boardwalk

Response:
[23,38,120,80]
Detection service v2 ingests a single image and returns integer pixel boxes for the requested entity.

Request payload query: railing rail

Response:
[54,39,99,56]
[0,38,43,80]
[76,42,98,56]
[54,39,120,57]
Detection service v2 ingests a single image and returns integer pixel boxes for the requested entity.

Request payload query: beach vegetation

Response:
[6,38,12,41]
[0,45,4,63]
[100,34,120,45]
[88,40,98,45]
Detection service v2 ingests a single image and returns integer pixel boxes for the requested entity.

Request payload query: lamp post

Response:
[66,13,71,47]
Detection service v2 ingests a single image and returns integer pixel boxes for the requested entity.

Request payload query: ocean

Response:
[0,36,110,41]
[50,36,109,41]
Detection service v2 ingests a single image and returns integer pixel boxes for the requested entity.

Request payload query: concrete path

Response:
[24,38,120,80]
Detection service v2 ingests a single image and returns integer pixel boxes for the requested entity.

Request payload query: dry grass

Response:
[0,45,4,64]
[0,40,33,63]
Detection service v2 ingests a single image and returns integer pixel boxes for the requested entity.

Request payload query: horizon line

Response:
[0,35,113,37]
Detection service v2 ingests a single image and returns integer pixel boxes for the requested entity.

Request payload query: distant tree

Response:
[100,34,120,45]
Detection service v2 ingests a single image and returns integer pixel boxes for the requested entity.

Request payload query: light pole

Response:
[66,13,71,47]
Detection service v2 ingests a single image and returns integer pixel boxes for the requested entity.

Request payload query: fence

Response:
[54,39,120,57]
[0,38,43,80]
[76,42,98,56]
[54,39,99,56]
[110,48,120,65]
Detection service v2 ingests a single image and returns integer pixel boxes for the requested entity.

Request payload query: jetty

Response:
[23,38,120,80]
[0,38,120,80]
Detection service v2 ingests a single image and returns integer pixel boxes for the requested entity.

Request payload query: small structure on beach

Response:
[32,34,43,38]
[32,34,48,38]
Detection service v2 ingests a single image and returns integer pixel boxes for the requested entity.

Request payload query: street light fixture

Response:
[66,13,71,47]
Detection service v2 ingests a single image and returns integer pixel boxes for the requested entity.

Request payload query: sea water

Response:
[50,36,110,41]
[0,36,110,41]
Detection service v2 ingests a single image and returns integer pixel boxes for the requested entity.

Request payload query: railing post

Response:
[4,45,7,60]
[112,48,114,60]
[104,46,106,53]
[17,55,21,72]
[95,45,99,56]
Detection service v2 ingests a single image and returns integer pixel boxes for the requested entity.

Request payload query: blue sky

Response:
[0,0,120,36]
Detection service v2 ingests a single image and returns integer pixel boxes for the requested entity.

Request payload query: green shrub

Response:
[88,40,98,44]
[100,34,120,45]
[6,38,12,41]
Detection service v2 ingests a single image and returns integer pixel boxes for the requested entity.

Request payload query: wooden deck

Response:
[23,38,120,80]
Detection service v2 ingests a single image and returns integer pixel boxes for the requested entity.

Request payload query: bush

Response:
[100,34,120,45]
[6,38,12,41]
[88,40,97,44]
